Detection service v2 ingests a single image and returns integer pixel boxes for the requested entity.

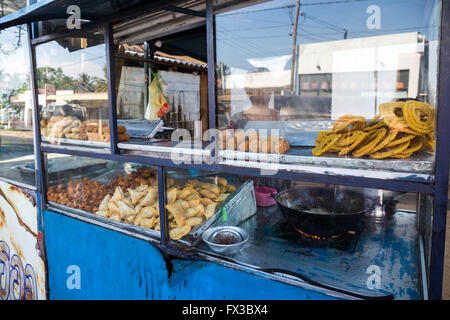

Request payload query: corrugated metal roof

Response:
[0,0,27,18]
[122,44,207,70]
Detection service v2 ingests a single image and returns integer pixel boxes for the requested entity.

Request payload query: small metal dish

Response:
[202,226,249,255]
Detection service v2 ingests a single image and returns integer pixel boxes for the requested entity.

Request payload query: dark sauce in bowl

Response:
[211,231,241,245]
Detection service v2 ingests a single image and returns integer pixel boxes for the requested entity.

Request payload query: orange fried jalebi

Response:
[402,100,435,134]
[352,128,387,158]
[369,141,411,159]
[312,134,340,156]
[313,100,435,159]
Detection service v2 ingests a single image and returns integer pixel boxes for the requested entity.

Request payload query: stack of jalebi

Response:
[313,100,435,159]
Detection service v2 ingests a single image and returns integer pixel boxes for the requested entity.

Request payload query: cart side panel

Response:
[0,180,46,300]
[43,210,170,300]
[167,259,342,300]
[43,209,343,300]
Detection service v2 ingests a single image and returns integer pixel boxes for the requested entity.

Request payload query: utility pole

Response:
[290,0,301,93]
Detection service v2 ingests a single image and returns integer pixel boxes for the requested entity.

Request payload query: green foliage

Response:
[37,66,79,91]
[0,81,29,111]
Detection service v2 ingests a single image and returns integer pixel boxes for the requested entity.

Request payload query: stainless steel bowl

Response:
[202,226,249,255]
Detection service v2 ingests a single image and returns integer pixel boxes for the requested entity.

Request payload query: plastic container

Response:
[254,186,277,207]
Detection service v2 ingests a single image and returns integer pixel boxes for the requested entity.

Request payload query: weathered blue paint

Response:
[43,210,341,300]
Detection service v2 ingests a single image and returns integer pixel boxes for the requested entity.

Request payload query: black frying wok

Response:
[273,187,365,238]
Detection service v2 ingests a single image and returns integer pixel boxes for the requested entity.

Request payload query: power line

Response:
[219,0,377,16]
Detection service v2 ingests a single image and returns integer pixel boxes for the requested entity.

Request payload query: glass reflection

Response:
[216,0,439,170]
[35,29,115,148]
[0,25,35,186]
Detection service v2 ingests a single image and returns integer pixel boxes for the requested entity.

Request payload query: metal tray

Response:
[46,173,256,248]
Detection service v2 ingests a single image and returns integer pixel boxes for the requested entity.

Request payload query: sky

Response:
[216,0,440,71]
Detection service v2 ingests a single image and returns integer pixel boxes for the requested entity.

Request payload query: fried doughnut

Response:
[352,128,387,158]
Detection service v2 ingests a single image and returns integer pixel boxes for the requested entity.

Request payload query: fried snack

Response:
[369,141,411,159]
[138,187,158,207]
[141,216,156,229]
[278,138,290,154]
[335,130,364,147]
[118,200,136,219]
[398,138,423,155]
[419,135,435,152]
[378,101,409,129]
[141,206,158,218]
[166,203,185,216]
[352,128,387,158]
[317,130,334,141]
[332,115,366,132]
[88,175,236,241]
[199,189,217,200]
[167,187,178,204]
[367,114,381,127]
[186,217,203,227]
[368,130,399,154]
[216,193,230,202]
[385,133,416,147]
[205,203,217,219]
[338,132,369,156]
[312,133,340,156]
[169,225,192,240]
[237,139,249,152]
[363,120,386,132]
[128,188,145,205]
[402,100,435,134]
[118,126,127,134]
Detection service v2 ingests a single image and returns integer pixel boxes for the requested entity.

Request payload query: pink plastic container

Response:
[254,186,277,207]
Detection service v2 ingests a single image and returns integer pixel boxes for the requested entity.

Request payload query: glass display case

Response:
[164,168,429,299]
[35,27,112,151]
[0,24,35,188]
[111,9,211,162]
[0,0,447,300]
[44,154,161,240]
[215,0,440,181]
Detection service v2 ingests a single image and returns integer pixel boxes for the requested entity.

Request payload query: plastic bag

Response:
[145,71,169,120]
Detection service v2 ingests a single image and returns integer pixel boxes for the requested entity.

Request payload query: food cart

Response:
[0,0,448,301]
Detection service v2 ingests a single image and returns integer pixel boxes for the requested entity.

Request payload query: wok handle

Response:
[260,268,395,300]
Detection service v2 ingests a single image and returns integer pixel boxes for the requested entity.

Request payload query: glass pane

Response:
[36,28,110,150]
[113,17,209,159]
[165,168,428,299]
[216,0,440,176]
[164,169,240,243]
[0,25,35,187]
[44,153,160,237]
